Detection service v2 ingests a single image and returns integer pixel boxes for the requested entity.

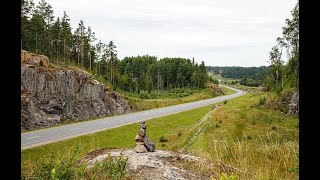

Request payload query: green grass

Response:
[22,104,213,170]
[208,72,239,82]
[186,93,299,179]
[124,85,235,111]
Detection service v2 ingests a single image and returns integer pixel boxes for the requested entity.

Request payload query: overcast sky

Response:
[34,0,297,67]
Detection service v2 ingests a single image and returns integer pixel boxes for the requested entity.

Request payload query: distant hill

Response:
[206,66,270,87]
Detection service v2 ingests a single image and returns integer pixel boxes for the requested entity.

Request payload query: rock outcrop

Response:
[21,62,132,130]
[21,50,49,68]
[83,148,207,180]
[288,92,299,115]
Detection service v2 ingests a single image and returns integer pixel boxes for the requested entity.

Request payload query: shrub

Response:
[258,96,266,106]
[224,100,228,104]
[159,136,168,142]
[21,146,128,180]
[89,153,128,179]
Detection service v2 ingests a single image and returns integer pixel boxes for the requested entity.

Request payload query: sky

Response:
[34,0,297,67]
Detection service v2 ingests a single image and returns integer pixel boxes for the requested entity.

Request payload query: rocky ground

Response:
[80,148,212,180]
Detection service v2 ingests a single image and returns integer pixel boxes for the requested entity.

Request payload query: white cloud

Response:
[33,0,297,66]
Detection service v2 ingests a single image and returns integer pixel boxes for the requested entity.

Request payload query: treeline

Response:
[264,2,299,92]
[21,0,209,93]
[207,66,269,87]
[116,56,208,92]
[21,0,98,71]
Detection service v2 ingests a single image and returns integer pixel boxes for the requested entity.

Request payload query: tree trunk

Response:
[80,28,84,67]
[89,48,91,71]
[35,28,38,54]
[77,36,80,66]
[64,38,66,64]
[282,76,284,91]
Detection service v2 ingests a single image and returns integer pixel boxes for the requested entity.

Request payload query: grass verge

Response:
[22,104,214,171]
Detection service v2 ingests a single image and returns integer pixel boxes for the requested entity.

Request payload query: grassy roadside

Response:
[124,85,235,111]
[186,93,299,179]
[22,91,298,179]
[22,104,215,169]
[22,85,235,133]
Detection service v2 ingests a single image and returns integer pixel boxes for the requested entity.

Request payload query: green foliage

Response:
[22,146,82,179]
[89,153,128,179]
[21,146,128,180]
[264,2,299,92]
[240,76,260,87]
[209,76,219,85]
[159,136,168,142]
[207,66,269,86]
[257,96,266,106]
[22,0,211,95]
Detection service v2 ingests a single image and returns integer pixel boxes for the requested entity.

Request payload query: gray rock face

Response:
[143,134,155,152]
[21,64,132,130]
[288,92,299,115]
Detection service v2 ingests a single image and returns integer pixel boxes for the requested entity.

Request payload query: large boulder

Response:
[83,149,207,180]
[288,92,299,115]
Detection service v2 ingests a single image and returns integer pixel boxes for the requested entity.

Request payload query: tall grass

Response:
[188,93,299,179]
[22,145,128,180]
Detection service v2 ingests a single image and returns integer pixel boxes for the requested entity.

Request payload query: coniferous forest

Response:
[21,0,209,93]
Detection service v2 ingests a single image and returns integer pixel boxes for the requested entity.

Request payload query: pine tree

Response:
[61,11,72,64]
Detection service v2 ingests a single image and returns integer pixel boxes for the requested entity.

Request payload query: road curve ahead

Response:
[21,85,245,149]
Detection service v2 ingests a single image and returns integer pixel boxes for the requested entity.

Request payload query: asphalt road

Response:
[21,85,245,149]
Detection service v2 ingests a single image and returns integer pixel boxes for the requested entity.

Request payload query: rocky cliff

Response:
[21,63,132,131]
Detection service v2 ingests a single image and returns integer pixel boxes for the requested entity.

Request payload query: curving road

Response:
[21,85,245,150]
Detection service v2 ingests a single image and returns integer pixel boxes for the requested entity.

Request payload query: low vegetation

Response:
[22,91,298,179]
[22,104,213,178]
[124,85,235,111]
[186,93,298,179]
[22,146,128,179]
[207,66,269,87]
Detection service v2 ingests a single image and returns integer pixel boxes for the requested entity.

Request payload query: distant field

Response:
[208,72,240,83]
[122,85,235,111]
